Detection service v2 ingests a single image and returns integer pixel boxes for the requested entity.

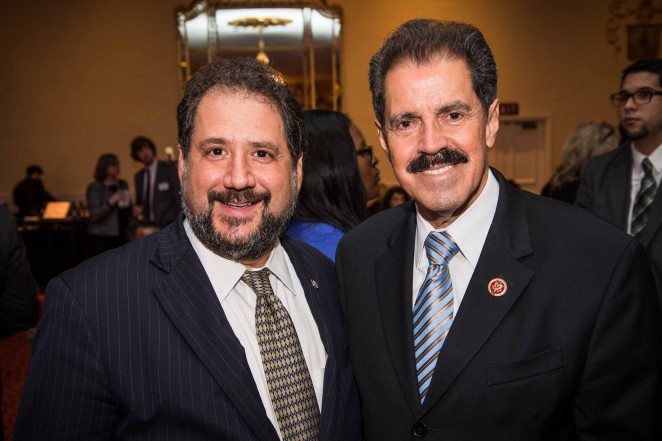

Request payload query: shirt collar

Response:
[631,142,662,175]
[183,219,297,302]
[146,160,158,174]
[415,169,499,269]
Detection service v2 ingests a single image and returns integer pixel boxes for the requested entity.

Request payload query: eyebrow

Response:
[437,101,471,114]
[196,138,281,151]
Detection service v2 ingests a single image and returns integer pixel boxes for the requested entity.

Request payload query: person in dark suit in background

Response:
[15,58,361,441]
[12,164,55,218]
[0,206,39,439]
[577,59,662,298]
[131,135,180,228]
[336,19,662,440]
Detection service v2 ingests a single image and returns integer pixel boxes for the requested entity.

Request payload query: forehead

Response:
[383,56,476,112]
[194,89,285,137]
[622,71,661,90]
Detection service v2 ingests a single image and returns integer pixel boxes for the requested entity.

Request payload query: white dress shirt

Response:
[184,220,327,439]
[412,170,499,313]
[627,143,662,234]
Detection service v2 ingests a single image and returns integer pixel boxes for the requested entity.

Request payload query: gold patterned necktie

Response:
[241,268,321,441]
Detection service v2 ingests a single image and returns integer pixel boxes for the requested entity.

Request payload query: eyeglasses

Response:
[356,146,374,163]
[610,87,662,107]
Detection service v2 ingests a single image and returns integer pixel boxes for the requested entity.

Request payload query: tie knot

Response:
[241,268,273,297]
[642,157,654,175]
[424,231,459,266]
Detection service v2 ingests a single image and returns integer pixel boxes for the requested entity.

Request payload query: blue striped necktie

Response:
[414,231,459,403]
[631,158,657,238]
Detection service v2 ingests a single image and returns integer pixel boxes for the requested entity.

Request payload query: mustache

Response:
[406,148,469,173]
[208,189,271,206]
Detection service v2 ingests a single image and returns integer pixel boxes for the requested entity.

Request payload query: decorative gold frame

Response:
[176,0,343,110]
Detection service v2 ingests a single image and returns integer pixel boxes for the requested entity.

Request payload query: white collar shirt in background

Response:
[184,220,327,439]
[413,169,499,313]
[628,143,662,234]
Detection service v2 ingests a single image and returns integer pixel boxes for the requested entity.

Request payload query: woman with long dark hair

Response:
[286,110,368,260]
[86,153,132,257]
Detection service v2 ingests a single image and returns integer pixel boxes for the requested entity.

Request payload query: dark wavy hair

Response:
[369,19,497,128]
[130,136,156,161]
[294,110,368,232]
[177,58,305,165]
[93,153,119,181]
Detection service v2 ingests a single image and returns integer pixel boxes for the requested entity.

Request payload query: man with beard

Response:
[577,59,662,300]
[15,58,361,441]
[336,19,662,440]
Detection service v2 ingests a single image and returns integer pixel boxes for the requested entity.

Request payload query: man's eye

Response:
[255,150,270,158]
[448,112,462,120]
[210,148,223,156]
[636,91,653,100]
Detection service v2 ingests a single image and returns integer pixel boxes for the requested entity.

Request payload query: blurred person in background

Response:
[379,185,411,212]
[542,121,618,204]
[286,110,368,260]
[130,136,180,228]
[86,153,132,257]
[348,118,381,213]
[0,206,39,439]
[12,164,55,218]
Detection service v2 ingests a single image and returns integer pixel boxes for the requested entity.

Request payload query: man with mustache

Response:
[336,19,662,440]
[578,59,662,300]
[15,58,362,441]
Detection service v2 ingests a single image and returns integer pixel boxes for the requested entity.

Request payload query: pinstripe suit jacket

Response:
[14,216,362,440]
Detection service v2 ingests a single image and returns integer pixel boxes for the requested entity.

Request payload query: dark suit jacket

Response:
[134,160,180,228]
[15,216,361,440]
[577,143,662,300]
[336,169,662,441]
[0,206,39,339]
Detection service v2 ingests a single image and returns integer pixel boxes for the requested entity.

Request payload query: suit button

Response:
[412,422,427,438]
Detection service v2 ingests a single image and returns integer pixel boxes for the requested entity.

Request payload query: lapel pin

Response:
[310,279,319,289]
[488,278,507,297]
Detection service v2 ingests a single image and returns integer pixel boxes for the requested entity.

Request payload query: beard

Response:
[406,147,469,173]
[623,123,650,141]
[180,165,298,263]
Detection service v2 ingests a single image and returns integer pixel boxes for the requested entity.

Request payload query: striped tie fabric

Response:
[241,269,320,441]
[631,158,658,238]
[414,231,459,403]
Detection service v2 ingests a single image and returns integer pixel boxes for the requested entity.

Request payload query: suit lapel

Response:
[639,176,662,247]
[151,219,279,441]
[606,146,632,230]
[374,207,421,415]
[421,171,535,412]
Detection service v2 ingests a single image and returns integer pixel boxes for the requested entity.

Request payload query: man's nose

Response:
[223,154,256,190]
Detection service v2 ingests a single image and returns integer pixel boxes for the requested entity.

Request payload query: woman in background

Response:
[286,110,368,261]
[86,153,132,257]
[379,185,411,212]
[542,121,619,204]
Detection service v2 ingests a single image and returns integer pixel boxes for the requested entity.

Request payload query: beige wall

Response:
[0,0,636,203]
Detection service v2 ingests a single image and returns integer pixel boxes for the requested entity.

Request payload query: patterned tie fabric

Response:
[241,269,320,441]
[413,231,459,403]
[143,168,152,222]
[631,158,657,238]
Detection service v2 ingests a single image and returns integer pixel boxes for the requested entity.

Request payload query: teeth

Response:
[423,164,453,175]
[226,202,252,208]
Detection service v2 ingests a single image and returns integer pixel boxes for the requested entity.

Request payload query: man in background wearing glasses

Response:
[578,58,662,301]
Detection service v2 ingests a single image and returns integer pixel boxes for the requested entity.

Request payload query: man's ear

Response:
[295,154,304,191]
[375,119,391,161]
[486,99,500,150]
[177,145,184,184]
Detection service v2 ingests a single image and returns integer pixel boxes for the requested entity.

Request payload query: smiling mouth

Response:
[422,164,454,175]
[224,201,257,208]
